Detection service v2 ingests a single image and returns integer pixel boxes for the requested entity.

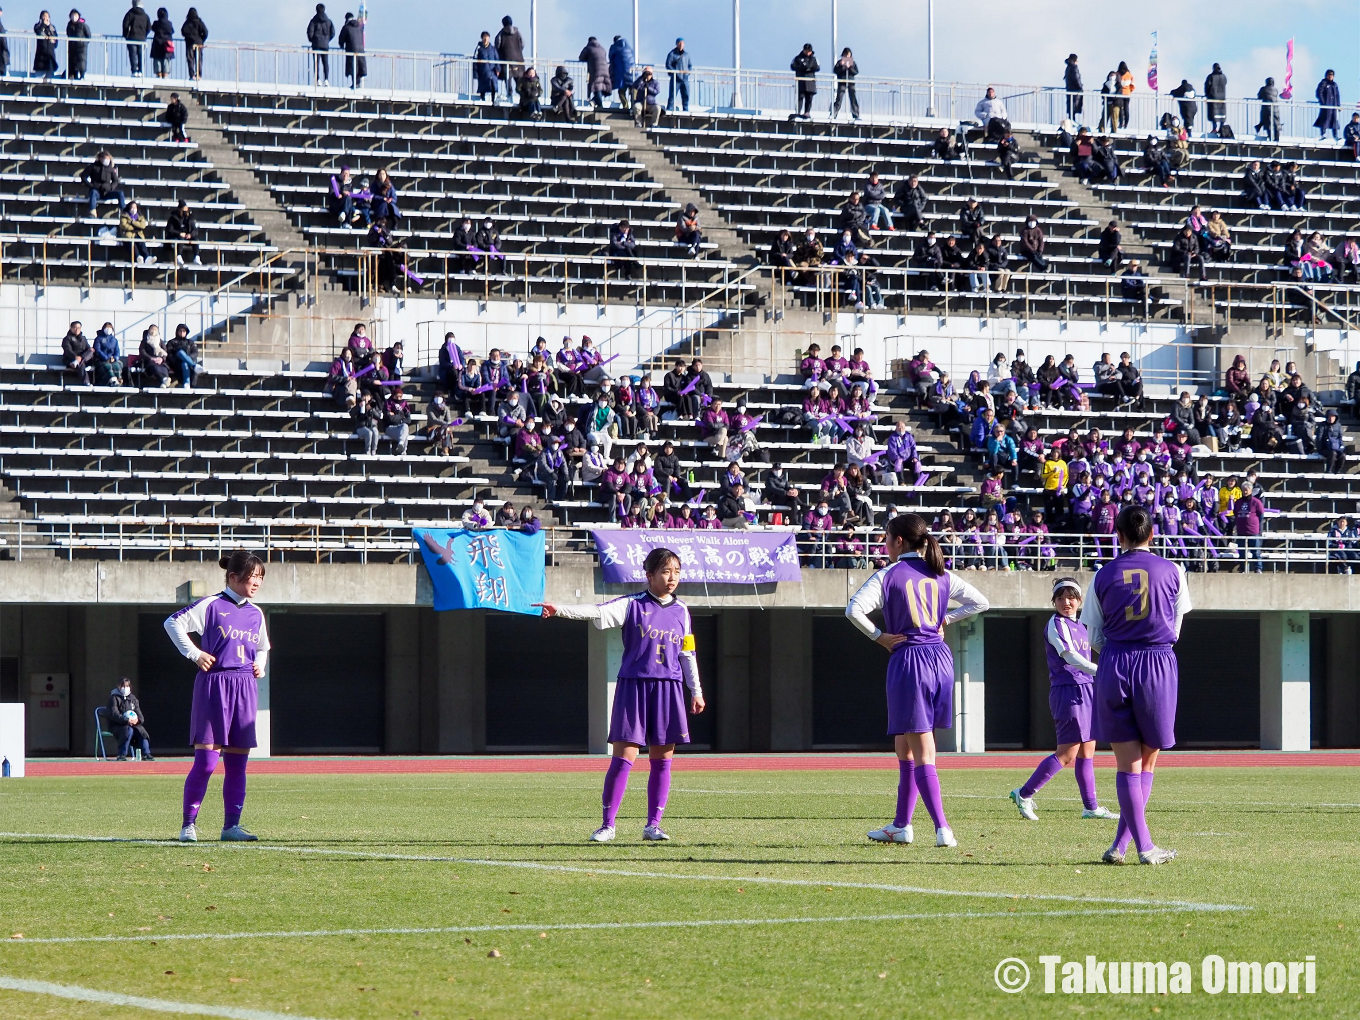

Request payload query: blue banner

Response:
[414,528,546,614]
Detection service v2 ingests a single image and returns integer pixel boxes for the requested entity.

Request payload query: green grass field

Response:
[0,765,1356,1018]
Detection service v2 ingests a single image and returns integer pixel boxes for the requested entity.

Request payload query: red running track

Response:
[23,751,1360,777]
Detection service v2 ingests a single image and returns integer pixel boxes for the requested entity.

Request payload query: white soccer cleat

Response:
[178,823,197,843]
[935,827,957,848]
[1102,846,1125,864]
[219,824,258,842]
[867,823,913,844]
[641,825,670,841]
[1009,788,1038,821]
[1082,806,1119,820]
[1138,845,1177,866]
[588,825,616,843]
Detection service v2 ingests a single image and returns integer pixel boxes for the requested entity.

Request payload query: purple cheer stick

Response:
[354,363,376,379]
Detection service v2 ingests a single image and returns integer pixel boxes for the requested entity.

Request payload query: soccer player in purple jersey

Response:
[846,514,989,849]
[1009,578,1118,823]
[1082,505,1190,866]
[536,547,705,843]
[164,551,270,843]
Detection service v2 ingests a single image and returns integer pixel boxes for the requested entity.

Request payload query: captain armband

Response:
[681,634,696,652]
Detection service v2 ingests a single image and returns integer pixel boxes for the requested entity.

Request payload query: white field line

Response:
[4,908,1189,947]
[0,973,333,1020]
[0,832,1248,913]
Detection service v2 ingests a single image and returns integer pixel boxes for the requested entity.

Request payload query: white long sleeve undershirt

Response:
[553,595,702,697]
[1045,615,1098,675]
[844,555,990,641]
[163,589,270,671]
[1081,558,1191,652]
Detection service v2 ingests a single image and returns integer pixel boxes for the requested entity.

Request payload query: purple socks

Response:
[915,764,949,830]
[646,758,672,828]
[222,753,248,828]
[181,748,220,826]
[893,759,918,828]
[1114,772,1153,854]
[1112,771,1154,853]
[1020,754,1064,799]
[1073,756,1098,811]
[601,756,633,828]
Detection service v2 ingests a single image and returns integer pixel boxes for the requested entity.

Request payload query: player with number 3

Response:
[846,514,989,849]
[1082,505,1191,865]
[536,547,705,843]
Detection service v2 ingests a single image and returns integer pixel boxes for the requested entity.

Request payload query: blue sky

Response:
[10,0,1359,102]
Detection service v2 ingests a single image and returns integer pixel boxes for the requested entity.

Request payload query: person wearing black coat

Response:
[1204,63,1228,134]
[914,233,944,290]
[181,7,207,79]
[1169,79,1198,132]
[0,7,10,76]
[338,11,366,89]
[1063,53,1083,117]
[162,92,189,143]
[1170,225,1207,281]
[790,44,819,119]
[166,199,199,263]
[149,7,173,77]
[768,228,795,269]
[307,3,334,83]
[894,175,928,231]
[957,199,985,244]
[62,322,93,384]
[1316,70,1342,141]
[122,0,150,76]
[608,219,640,278]
[549,65,577,122]
[832,48,859,121]
[494,16,525,100]
[66,10,90,79]
[577,36,610,109]
[33,11,58,78]
[108,679,154,760]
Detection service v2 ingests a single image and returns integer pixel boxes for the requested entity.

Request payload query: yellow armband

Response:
[681,634,696,652]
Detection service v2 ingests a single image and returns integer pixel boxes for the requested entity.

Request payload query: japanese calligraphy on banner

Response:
[414,528,546,614]
[591,529,802,585]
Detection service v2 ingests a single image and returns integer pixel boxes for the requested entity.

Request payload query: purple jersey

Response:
[1090,549,1184,646]
[1045,614,1092,686]
[166,593,268,672]
[880,557,949,645]
[616,592,693,681]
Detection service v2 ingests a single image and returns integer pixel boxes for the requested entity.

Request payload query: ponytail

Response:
[884,513,946,576]
[219,550,266,581]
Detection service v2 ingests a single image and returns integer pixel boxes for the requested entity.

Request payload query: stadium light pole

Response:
[831,0,838,62]
[529,0,537,60]
[731,0,742,108]
[926,0,936,116]
[633,0,640,66]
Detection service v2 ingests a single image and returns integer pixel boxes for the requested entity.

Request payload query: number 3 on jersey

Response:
[1122,568,1150,621]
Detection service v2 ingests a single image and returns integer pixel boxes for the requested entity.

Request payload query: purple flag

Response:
[591,529,801,585]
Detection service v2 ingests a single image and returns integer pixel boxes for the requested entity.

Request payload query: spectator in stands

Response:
[93,323,124,387]
[965,241,992,292]
[933,127,960,161]
[383,387,411,455]
[149,6,173,77]
[122,0,149,76]
[338,9,366,88]
[912,230,943,290]
[1116,60,1135,123]
[379,340,404,384]
[577,35,610,110]
[861,171,892,231]
[974,86,1007,133]
[1203,63,1228,135]
[1070,128,1096,180]
[328,166,366,227]
[515,65,542,120]
[894,174,928,232]
[608,219,639,279]
[1255,77,1281,141]
[1120,259,1148,302]
[368,168,400,223]
[631,66,660,126]
[494,15,524,100]
[995,128,1022,179]
[1326,516,1357,574]
[65,9,90,80]
[675,203,702,257]
[718,482,756,528]
[346,322,373,361]
[1317,409,1346,473]
[609,36,634,108]
[1063,53,1083,118]
[1016,216,1048,272]
[1168,391,1199,444]
[832,47,859,121]
[1345,113,1360,159]
[307,4,334,84]
[700,397,730,456]
[1092,352,1125,401]
[1331,236,1360,284]
[1170,224,1207,281]
[167,324,203,389]
[1281,162,1307,211]
[472,31,500,104]
[61,321,93,384]
[162,92,189,144]
[549,65,577,122]
[1225,355,1251,402]
[107,677,153,760]
[987,424,1020,485]
[1202,210,1231,261]
[180,7,206,79]
[139,324,170,387]
[328,346,358,408]
[664,37,692,112]
[838,191,871,248]
[1170,78,1197,133]
[1313,70,1341,141]
[1098,70,1120,132]
[791,43,819,120]
[462,498,493,529]
[350,387,379,454]
[682,358,713,419]
[1091,135,1120,181]
[31,11,58,79]
[1262,160,1290,211]
[1117,352,1143,407]
[1141,135,1174,187]
[0,7,9,77]
[493,501,518,528]
[120,201,151,264]
[81,152,125,221]
[958,198,984,244]
[534,436,570,502]
[767,227,795,270]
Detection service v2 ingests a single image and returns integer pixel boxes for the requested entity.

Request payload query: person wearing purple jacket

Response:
[555,336,583,396]
[884,419,924,487]
[1010,578,1119,822]
[537,548,705,843]
[846,514,989,849]
[1234,485,1265,572]
[164,551,270,843]
[1082,505,1190,866]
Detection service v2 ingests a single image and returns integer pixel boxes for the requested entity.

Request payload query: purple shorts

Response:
[189,668,258,748]
[1094,645,1178,749]
[1050,682,1095,745]
[609,677,690,747]
[886,642,955,735]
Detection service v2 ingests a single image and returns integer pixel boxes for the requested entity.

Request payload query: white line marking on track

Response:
[0,832,1248,913]
[1,908,1190,946]
[0,974,334,1020]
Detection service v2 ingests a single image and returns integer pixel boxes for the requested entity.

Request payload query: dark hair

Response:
[884,513,945,575]
[219,550,266,580]
[643,547,681,574]
[1115,505,1154,545]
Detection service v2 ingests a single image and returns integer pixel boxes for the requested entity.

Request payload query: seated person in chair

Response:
[107,677,153,761]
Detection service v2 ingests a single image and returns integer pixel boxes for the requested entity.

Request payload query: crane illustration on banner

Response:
[1147,31,1158,92]
[1280,38,1294,99]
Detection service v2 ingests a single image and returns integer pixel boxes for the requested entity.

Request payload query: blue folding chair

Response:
[93,706,115,760]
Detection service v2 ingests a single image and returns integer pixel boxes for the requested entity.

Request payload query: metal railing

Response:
[0,33,1351,142]
[0,518,1349,574]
